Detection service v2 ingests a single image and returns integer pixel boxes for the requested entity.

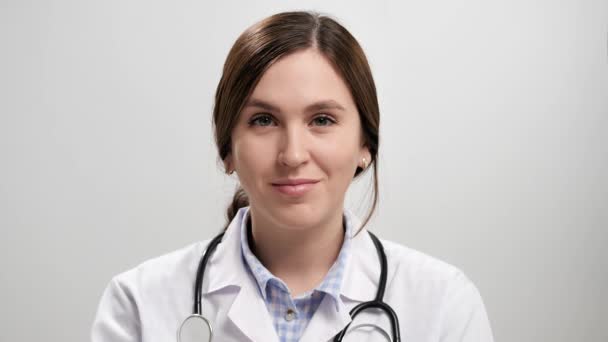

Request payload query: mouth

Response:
[271,179,320,197]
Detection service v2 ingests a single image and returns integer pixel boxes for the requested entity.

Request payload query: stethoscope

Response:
[177,228,401,342]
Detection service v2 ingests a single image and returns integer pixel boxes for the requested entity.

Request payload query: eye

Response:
[312,115,336,126]
[248,114,276,127]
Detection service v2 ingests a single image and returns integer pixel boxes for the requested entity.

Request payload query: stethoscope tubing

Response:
[193,232,224,315]
[333,232,401,342]
[332,299,401,341]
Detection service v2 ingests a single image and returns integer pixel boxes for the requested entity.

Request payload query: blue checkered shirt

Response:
[239,207,352,342]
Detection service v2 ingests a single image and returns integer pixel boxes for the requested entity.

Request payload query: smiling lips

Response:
[271,179,319,196]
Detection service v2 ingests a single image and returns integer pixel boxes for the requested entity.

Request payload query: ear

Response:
[359,145,372,168]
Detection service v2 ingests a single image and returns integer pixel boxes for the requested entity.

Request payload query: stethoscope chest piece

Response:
[177,314,213,342]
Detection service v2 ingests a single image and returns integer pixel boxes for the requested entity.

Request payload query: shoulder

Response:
[379,238,472,288]
[92,240,214,341]
[109,239,212,292]
[368,235,486,308]
[378,237,494,340]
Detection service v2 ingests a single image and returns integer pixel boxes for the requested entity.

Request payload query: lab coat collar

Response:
[202,207,280,342]
[200,206,380,341]
[339,214,381,303]
[201,206,249,295]
[227,263,280,342]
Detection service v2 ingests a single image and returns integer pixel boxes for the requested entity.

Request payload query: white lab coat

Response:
[91,208,494,341]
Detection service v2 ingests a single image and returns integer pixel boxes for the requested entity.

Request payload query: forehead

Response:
[247,48,357,113]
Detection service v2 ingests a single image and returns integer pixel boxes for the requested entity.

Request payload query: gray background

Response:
[1,0,607,341]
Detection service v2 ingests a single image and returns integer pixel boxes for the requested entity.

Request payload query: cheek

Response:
[233,137,274,181]
[315,139,358,181]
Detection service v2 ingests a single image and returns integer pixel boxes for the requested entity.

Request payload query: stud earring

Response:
[361,157,367,169]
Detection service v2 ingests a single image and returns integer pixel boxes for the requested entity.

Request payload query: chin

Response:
[270,203,324,229]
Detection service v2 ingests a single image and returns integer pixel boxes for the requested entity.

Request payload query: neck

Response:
[247,208,345,297]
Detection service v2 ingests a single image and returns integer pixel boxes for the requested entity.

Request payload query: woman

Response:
[91,11,494,342]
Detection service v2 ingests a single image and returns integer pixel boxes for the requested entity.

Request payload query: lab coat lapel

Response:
[338,227,396,339]
[226,270,280,342]
[202,208,247,294]
[340,227,380,302]
[201,207,279,342]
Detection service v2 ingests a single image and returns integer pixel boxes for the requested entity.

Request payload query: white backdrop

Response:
[1,1,607,341]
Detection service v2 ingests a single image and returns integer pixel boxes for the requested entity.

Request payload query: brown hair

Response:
[212,11,380,234]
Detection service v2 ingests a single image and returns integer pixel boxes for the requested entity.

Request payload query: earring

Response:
[361,157,367,169]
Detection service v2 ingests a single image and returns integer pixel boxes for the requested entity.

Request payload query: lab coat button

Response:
[285,309,296,321]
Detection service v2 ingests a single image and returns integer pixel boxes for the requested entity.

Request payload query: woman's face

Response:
[226,48,370,231]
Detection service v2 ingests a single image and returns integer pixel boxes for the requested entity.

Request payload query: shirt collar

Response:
[239,206,353,308]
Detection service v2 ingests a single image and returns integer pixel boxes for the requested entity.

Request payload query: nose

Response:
[277,125,310,168]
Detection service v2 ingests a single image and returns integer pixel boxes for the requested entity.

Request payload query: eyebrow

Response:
[243,98,346,112]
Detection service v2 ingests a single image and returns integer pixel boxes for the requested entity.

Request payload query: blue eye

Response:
[249,114,275,127]
[313,115,335,126]
[248,114,336,127]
